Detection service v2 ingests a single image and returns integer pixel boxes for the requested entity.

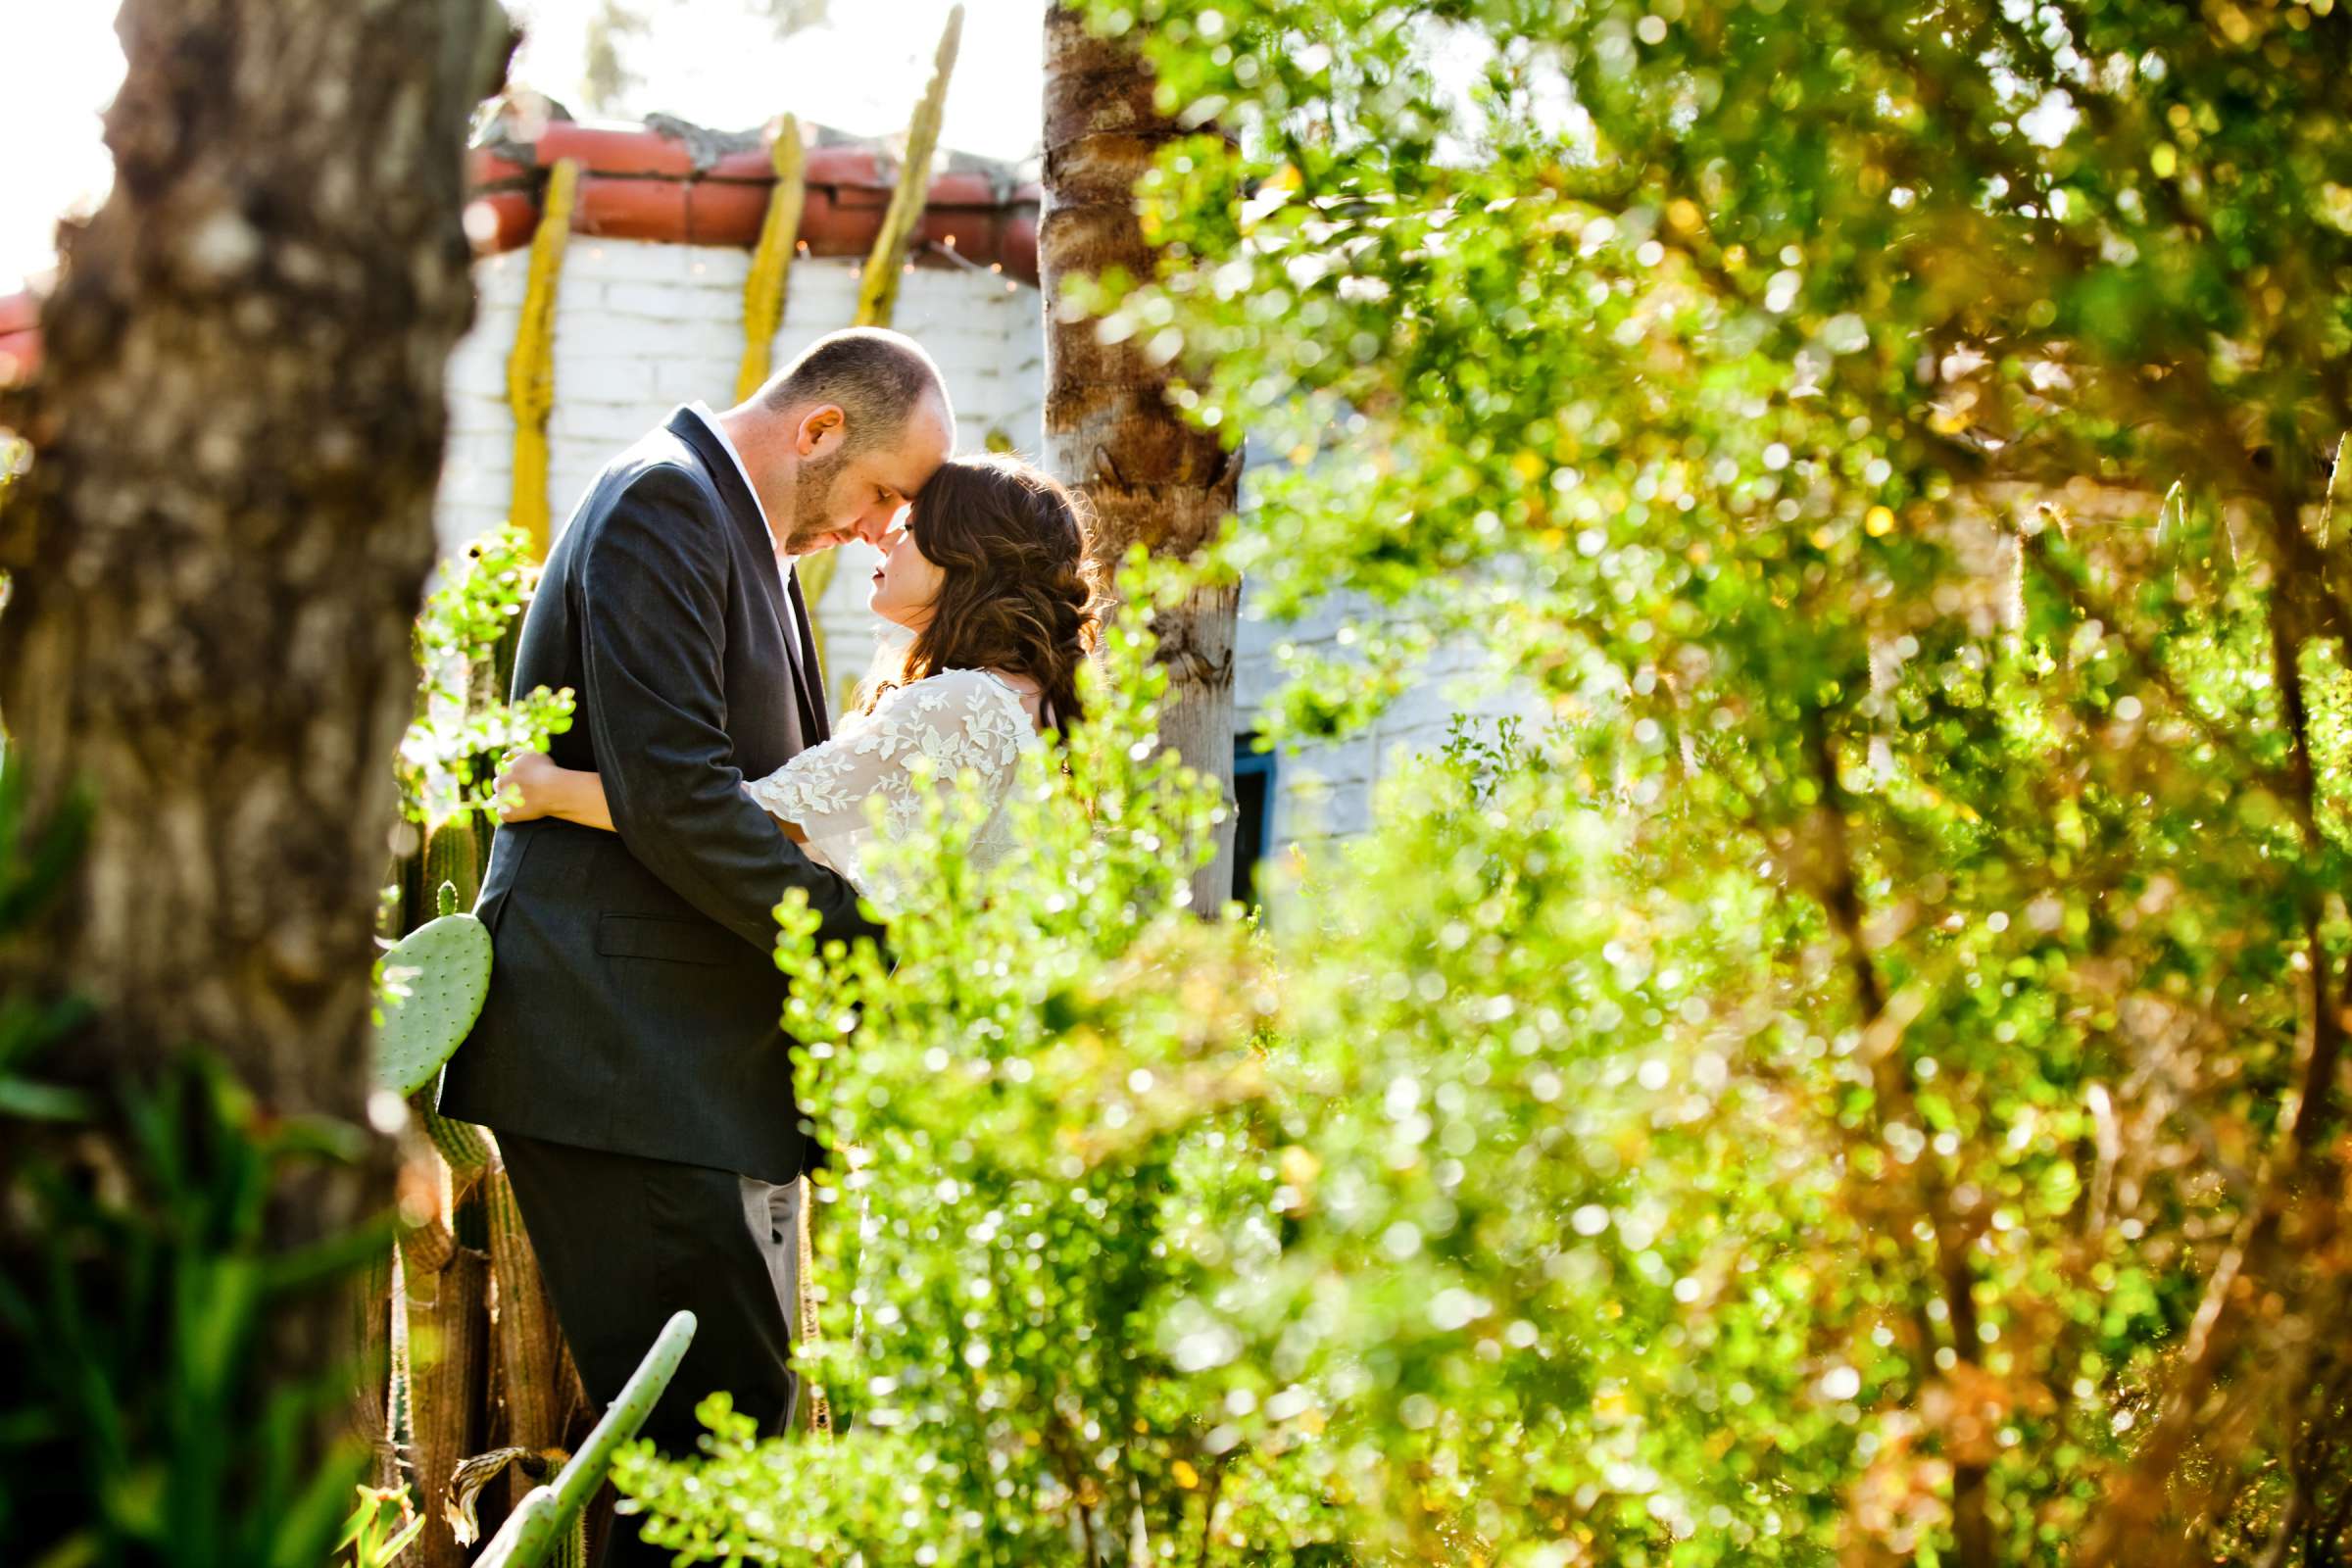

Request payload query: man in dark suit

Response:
[440,327,953,1564]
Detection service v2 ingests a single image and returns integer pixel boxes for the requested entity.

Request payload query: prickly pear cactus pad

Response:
[375,906,494,1096]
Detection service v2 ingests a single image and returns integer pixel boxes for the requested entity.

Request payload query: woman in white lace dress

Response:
[495,455,1105,907]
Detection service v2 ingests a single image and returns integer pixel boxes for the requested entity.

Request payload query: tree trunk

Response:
[405,1230,490,1566]
[0,0,513,1437]
[1041,2,1241,911]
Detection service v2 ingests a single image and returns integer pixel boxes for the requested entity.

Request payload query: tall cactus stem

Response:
[736,116,808,403]
[472,1311,699,1568]
[508,159,579,561]
[424,818,480,913]
[348,1242,400,1489]
[799,6,967,684]
[855,6,963,330]
[404,1242,491,1568]
[485,1161,569,1510]
[412,1088,494,1182]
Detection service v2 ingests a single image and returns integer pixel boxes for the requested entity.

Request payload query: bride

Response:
[496,453,1105,903]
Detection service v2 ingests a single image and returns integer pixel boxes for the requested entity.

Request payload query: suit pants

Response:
[497,1129,803,1568]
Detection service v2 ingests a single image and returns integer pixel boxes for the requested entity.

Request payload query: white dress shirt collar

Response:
[686,401,788,560]
[687,403,803,650]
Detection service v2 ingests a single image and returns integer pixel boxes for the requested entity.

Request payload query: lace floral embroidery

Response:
[742,668,1033,847]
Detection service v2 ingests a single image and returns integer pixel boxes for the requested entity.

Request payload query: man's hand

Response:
[495,750,562,824]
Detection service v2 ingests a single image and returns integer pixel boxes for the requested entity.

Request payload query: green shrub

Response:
[626,3,2352,1560]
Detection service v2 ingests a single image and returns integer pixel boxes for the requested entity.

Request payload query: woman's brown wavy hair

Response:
[857,454,1108,728]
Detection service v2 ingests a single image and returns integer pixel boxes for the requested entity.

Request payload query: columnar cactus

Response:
[800,10,966,679]
[484,1162,572,1507]
[472,1311,698,1568]
[423,819,480,912]
[508,159,579,561]
[854,6,963,329]
[416,1096,492,1178]
[736,115,808,404]
[347,1245,399,1490]
[403,1242,490,1568]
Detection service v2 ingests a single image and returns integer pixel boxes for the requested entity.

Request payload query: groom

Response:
[442,327,953,1561]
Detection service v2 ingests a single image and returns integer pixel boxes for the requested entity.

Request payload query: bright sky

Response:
[0,0,1048,294]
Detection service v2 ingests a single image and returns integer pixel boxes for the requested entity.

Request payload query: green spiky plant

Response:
[422,822,480,913]
[0,764,394,1568]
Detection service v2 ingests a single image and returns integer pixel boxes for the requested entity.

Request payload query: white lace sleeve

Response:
[742,669,1032,868]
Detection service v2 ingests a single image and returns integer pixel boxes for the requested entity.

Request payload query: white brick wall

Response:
[431,236,1518,881]
[434,239,1046,559]
[1230,578,1546,879]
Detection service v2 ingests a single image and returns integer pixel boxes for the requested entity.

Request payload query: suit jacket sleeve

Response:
[574,466,882,955]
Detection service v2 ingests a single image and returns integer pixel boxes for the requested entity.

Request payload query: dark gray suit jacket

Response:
[439,409,881,1183]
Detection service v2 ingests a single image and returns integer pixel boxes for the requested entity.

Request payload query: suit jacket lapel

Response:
[665,408,823,746]
[786,564,830,744]
[666,408,772,580]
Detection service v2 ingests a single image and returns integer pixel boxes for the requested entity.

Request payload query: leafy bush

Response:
[397,523,573,830]
[623,3,2352,1564]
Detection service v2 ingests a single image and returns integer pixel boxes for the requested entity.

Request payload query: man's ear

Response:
[796,404,847,458]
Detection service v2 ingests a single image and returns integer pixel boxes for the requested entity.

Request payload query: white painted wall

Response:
[438,237,1044,553]
[1231,581,1546,877]
[432,236,1529,881]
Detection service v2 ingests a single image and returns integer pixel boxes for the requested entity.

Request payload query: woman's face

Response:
[868,514,947,630]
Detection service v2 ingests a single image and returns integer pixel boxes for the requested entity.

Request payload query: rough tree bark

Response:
[0,0,513,1425]
[1042,2,1242,910]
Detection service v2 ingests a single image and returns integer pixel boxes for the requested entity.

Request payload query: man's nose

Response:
[857,512,891,547]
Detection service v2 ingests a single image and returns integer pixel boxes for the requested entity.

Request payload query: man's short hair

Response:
[760,326,952,452]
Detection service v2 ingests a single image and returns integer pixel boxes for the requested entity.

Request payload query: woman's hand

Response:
[495,750,563,823]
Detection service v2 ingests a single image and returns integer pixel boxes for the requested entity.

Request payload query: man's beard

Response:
[781,449,848,553]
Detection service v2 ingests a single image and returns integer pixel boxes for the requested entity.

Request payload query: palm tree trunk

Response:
[0,0,513,1446]
[1041,2,1242,911]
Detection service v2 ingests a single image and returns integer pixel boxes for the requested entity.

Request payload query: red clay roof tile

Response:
[0,327,41,385]
[3,116,1044,380]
